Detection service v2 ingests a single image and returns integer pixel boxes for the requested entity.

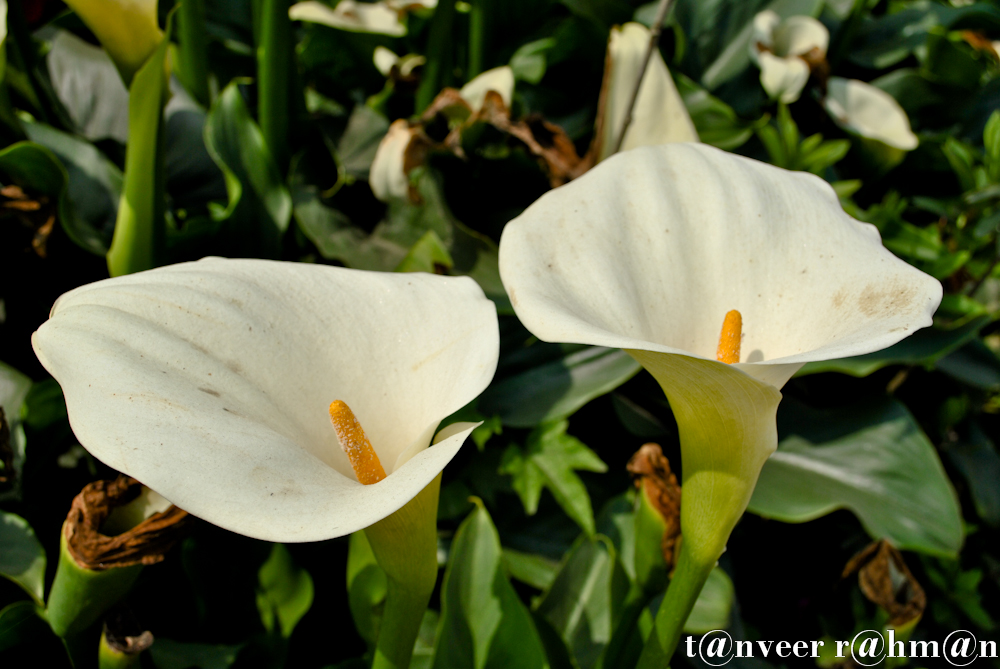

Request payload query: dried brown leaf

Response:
[843,539,926,628]
[627,443,682,567]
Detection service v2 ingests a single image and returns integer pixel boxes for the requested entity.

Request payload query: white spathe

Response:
[32,259,499,542]
[458,66,515,111]
[823,77,919,151]
[369,119,419,202]
[290,0,405,36]
[750,10,828,104]
[598,22,698,162]
[499,143,941,562]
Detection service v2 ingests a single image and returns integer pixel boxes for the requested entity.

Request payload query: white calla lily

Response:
[32,258,499,543]
[458,66,515,112]
[498,142,941,666]
[597,22,698,162]
[750,10,828,103]
[61,0,162,84]
[290,0,406,36]
[823,77,919,151]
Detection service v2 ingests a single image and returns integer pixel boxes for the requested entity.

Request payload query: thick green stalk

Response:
[364,475,441,669]
[106,19,171,276]
[178,0,211,106]
[256,0,291,171]
[45,530,143,638]
[416,0,456,112]
[467,0,487,79]
[635,541,715,669]
[98,630,142,669]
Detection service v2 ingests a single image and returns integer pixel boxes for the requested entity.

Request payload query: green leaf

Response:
[674,73,756,150]
[0,360,32,419]
[0,601,49,653]
[204,81,292,258]
[683,567,734,634]
[23,379,67,431]
[0,511,46,604]
[337,104,391,179]
[510,38,557,84]
[748,399,964,557]
[256,544,314,638]
[396,230,454,274]
[935,339,1000,390]
[149,639,243,669]
[502,548,559,591]
[945,421,1000,527]
[984,110,1000,182]
[346,530,387,648]
[500,420,607,535]
[535,535,620,669]
[22,120,122,254]
[433,502,549,669]
[796,316,991,378]
[479,346,641,428]
[105,13,174,276]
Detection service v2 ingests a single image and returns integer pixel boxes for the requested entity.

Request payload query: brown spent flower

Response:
[627,443,682,568]
[842,539,926,628]
[64,475,191,570]
[102,606,154,656]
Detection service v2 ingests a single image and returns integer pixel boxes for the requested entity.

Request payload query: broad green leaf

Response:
[796,316,991,378]
[23,379,67,431]
[510,38,557,84]
[105,13,173,276]
[945,422,1000,527]
[256,543,314,638]
[674,73,755,150]
[535,535,620,669]
[346,530,387,648]
[204,81,291,258]
[433,502,549,669]
[683,567,734,634]
[500,420,607,535]
[935,339,1000,390]
[479,346,641,428]
[149,639,243,669]
[502,548,560,591]
[337,104,390,179]
[0,601,48,653]
[0,361,31,419]
[595,494,636,583]
[0,512,46,604]
[22,120,122,254]
[396,230,454,274]
[749,400,963,557]
[292,181,363,259]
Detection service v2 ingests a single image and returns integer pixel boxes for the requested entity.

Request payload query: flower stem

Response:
[371,579,433,669]
[467,0,488,79]
[256,0,292,171]
[635,540,715,669]
[178,0,211,106]
[416,0,457,112]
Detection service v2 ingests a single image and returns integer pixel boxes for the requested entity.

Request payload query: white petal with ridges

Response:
[598,22,698,161]
[758,51,810,103]
[33,259,499,542]
[824,77,919,151]
[459,66,515,111]
[290,0,406,36]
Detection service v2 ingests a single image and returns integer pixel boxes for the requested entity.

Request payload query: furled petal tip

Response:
[750,11,829,103]
[63,0,163,82]
[597,22,698,162]
[823,77,918,151]
[499,142,941,390]
[32,259,500,542]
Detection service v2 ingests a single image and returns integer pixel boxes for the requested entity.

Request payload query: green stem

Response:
[98,629,142,669]
[467,0,487,79]
[178,0,211,106]
[256,0,291,172]
[371,579,433,669]
[416,0,456,112]
[45,530,143,638]
[601,586,652,669]
[635,541,715,669]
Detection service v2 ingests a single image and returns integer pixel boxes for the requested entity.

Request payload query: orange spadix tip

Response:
[329,400,386,485]
[716,310,742,364]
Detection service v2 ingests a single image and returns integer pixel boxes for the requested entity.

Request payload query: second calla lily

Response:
[32,258,499,543]
[62,0,162,84]
[498,142,941,666]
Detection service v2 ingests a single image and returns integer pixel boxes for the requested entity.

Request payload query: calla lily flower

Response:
[595,22,698,162]
[31,258,499,543]
[498,142,940,663]
[368,66,514,203]
[61,0,162,84]
[750,10,828,103]
[290,0,423,36]
[823,77,919,152]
